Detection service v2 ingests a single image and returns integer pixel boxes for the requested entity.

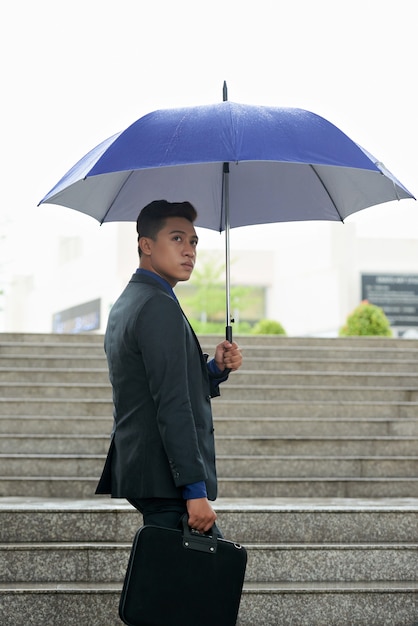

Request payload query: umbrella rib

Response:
[309,165,344,222]
[99,171,136,224]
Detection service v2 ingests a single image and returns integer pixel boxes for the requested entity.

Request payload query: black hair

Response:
[136,200,197,256]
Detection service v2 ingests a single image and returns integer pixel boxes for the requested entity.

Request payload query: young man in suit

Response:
[96,200,242,533]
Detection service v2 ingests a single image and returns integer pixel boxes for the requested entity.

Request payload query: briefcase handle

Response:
[181,514,219,554]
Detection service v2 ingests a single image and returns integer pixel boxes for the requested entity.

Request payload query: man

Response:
[96,199,242,533]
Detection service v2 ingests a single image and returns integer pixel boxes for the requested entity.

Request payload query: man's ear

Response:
[139,236,153,256]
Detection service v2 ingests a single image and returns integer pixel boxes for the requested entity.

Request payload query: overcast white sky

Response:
[1,0,417,269]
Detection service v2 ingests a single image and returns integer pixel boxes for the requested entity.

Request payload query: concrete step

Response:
[2,335,418,361]
[217,456,418,478]
[204,344,418,362]
[0,398,113,416]
[233,370,418,387]
[0,368,109,384]
[1,476,418,499]
[242,357,418,373]
[1,381,417,402]
[0,455,104,476]
[3,367,418,387]
[215,435,418,456]
[1,503,418,585]
[2,541,418,585]
[203,332,418,344]
[0,584,122,626]
[0,343,106,357]
[214,417,418,437]
[1,331,418,623]
[218,477,418,498]
[2,497,418,544]
[250,345,418,360]
[1,453,418,479]
[216,435,418,456]
[0,478,100,499]
[0,333,105,344]
[201,334,418,350]
[0,434,109,454]
[3,354,418,374]
[2,415,418,437]
[1,433,418,456]
[220,385,418,402]
[0,355,107,369]
[3,353,418,375]
[1,498,418,625]
[238,581,418,626]
[0,416,111,435]
[2,342,417,363]
[1,581,417,626]
[1,397,417,419]
[2,332,417,349]
[212,399,418,418]
[0,382,113,400]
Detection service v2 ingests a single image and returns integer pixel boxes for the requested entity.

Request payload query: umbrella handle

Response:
[223,326,232,376]
[224,324,232,376]
[225,325,233,342]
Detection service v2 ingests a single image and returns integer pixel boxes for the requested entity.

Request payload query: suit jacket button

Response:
[205,395,211,402]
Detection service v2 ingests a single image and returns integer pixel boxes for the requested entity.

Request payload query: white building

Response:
[1,210,417,337]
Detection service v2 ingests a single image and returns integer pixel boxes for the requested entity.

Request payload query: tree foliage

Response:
[183,256,252,324]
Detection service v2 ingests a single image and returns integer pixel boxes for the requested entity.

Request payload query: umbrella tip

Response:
[223,81,228,101]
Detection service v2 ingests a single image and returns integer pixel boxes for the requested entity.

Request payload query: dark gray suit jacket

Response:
[96,272,224,501]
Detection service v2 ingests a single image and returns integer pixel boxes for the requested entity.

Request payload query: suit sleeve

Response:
[135,294,208,487]
[206,357,229,398]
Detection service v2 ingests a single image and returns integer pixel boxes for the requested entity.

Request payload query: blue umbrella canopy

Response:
[39,100,414,339]
[39,101,414,230]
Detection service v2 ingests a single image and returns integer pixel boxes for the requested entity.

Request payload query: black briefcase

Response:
[119,515,247,626]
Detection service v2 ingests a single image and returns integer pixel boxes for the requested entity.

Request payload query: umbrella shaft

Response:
[223,163,232,342]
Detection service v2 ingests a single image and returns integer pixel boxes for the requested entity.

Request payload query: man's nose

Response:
[184,243,196,256]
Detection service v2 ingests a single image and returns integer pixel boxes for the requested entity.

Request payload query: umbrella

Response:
[39,85,415,340]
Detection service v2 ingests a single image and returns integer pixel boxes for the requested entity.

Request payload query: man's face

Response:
[140,216,198,287]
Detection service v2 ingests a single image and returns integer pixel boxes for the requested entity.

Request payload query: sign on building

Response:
[52,298,101,333]
[361,274,418,328]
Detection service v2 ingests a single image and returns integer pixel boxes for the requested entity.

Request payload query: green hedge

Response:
[251,319,286,335]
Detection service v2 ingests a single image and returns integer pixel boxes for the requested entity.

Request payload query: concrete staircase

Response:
[1,332,418,625]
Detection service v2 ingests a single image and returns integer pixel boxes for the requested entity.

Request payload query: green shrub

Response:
[339,300,392,337]
[251,319,286,335]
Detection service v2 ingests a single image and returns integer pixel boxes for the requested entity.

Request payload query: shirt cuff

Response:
[207,358,225,377]
[182,480,208,500]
